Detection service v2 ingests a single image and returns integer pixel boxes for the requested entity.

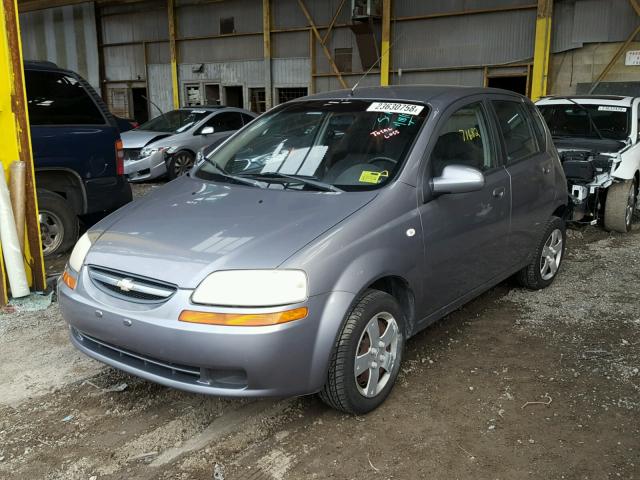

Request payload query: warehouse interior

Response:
[15,0,640,120]
[1,1,640,478]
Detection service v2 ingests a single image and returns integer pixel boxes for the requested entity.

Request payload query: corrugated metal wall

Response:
[19,1,100,90]
[18,0,640,115]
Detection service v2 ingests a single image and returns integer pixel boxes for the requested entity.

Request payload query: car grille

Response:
[71,328,247,390]
[88,266,176,304]
[123,148,141,161]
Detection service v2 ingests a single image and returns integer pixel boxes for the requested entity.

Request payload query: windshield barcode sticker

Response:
[597,106,627,112]
[367,102,424,115]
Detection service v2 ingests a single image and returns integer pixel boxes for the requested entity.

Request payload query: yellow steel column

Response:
[168,0,180,109]
[530,0,553,100]
[380,0,391,86]
[263,0,273,110]
[0,0,46,305]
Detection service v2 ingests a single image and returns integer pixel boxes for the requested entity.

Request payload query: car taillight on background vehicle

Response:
[115,139,124,176]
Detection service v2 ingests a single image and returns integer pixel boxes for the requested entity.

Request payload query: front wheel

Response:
[604,180,636,233]
[516,216,566,290]
[319,290,405,414]
[167,151,195,180]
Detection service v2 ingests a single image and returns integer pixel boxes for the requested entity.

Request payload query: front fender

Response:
[613,148,640,180]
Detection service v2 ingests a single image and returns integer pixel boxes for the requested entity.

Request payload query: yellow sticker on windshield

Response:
[359,170,389,184]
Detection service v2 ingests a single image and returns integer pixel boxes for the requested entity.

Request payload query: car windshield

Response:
[195,100,427,191]
[137,109,210,133]
[538,103,630,141]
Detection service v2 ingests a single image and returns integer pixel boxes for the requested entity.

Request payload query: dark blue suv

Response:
[24,61,132,256]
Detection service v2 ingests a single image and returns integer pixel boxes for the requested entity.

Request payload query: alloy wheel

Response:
[625,186,636,228]
[354,312,400,398]
[173,153,194,177]
[540,228,563,281]
[39,211,64,256]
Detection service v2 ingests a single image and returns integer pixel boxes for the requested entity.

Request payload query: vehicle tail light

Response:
[130,121,139,129]
[115,139,125,176]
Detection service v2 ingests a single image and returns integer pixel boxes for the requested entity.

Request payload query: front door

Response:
[418,99,511,317]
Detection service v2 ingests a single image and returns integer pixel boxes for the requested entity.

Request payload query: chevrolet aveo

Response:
[60,86,568,414]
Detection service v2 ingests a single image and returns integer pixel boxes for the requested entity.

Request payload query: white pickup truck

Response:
[536,96,640,232]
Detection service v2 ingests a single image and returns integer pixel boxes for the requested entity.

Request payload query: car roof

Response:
[537,95,636,107]
[296,85,526,106]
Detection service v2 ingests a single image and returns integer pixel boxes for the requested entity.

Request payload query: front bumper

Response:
[59,267,355,397]
[124,151,167,182]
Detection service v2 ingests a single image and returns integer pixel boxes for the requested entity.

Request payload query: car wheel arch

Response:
[35,168,86,215]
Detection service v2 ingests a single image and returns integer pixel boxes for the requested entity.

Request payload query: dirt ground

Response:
[1,184,639,479]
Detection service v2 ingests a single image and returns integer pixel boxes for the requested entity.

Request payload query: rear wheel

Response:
[604,180,636,233]
[167,151,195,180]
[38,190,79,257]
[319,290,405,414]
[516,216,565,290]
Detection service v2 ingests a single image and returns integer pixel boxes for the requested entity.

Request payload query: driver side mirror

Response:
[431,164,485,195]
[200,126,215,136]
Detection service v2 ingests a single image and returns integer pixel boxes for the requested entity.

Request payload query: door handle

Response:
[492,187,505,199]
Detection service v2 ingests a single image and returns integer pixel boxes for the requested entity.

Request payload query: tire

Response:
[604,180,636,233]
[516,216,566,290]
[38,190,79,257]
[319,289,405,414]
[167,151,195,180]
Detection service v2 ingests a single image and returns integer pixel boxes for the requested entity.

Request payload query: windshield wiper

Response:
[238,172,343,192]
[554,96,604,140]
[202,158,263,188]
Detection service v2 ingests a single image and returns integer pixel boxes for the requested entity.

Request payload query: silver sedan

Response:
[122,107,256,181]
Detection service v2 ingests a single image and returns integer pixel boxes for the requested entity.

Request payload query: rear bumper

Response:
[124,152,167,182]
[59,268,355,397]
[84,175,132,214]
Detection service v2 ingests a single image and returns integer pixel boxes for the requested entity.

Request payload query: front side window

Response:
[538,103,630,141]
[431,102,495,176]
[196,100,427,191]
[26,71,105,125]
[204,112,243,132]
[492,100,538,163]
[137,109,210,133]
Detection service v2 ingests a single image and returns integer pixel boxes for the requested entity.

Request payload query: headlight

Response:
[140,146,167,158]
[68,232,92,272]
[191,270,308,307]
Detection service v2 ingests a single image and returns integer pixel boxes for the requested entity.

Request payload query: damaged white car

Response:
[536,96,639,232]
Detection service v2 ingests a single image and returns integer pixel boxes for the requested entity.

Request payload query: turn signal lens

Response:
[179,307,308,327]
[62,269,77,290]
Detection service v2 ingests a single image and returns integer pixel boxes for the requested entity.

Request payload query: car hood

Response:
[86,176,378,288]
[121,129,173,149]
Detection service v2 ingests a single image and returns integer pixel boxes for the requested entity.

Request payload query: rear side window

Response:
[430,102,495,176]
[527,104,547,150]
[241,113,255,125]
[492,100,538,163]
[25,70,105,125]
[205,112,243,132]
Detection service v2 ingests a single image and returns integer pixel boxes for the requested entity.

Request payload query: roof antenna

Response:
[350,32,402,96]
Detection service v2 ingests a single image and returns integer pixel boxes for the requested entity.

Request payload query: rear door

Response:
[26,69,118,180]
[489,96,556,266]
[194,111,244,149]
[418,98,511,316]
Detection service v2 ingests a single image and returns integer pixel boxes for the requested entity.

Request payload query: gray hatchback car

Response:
[60,86,568,414]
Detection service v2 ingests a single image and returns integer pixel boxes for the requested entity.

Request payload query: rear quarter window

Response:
[527,103,547,150]
[25,70,106,126]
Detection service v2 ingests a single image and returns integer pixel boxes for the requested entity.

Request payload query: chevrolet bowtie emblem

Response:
[117,278,135,292]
